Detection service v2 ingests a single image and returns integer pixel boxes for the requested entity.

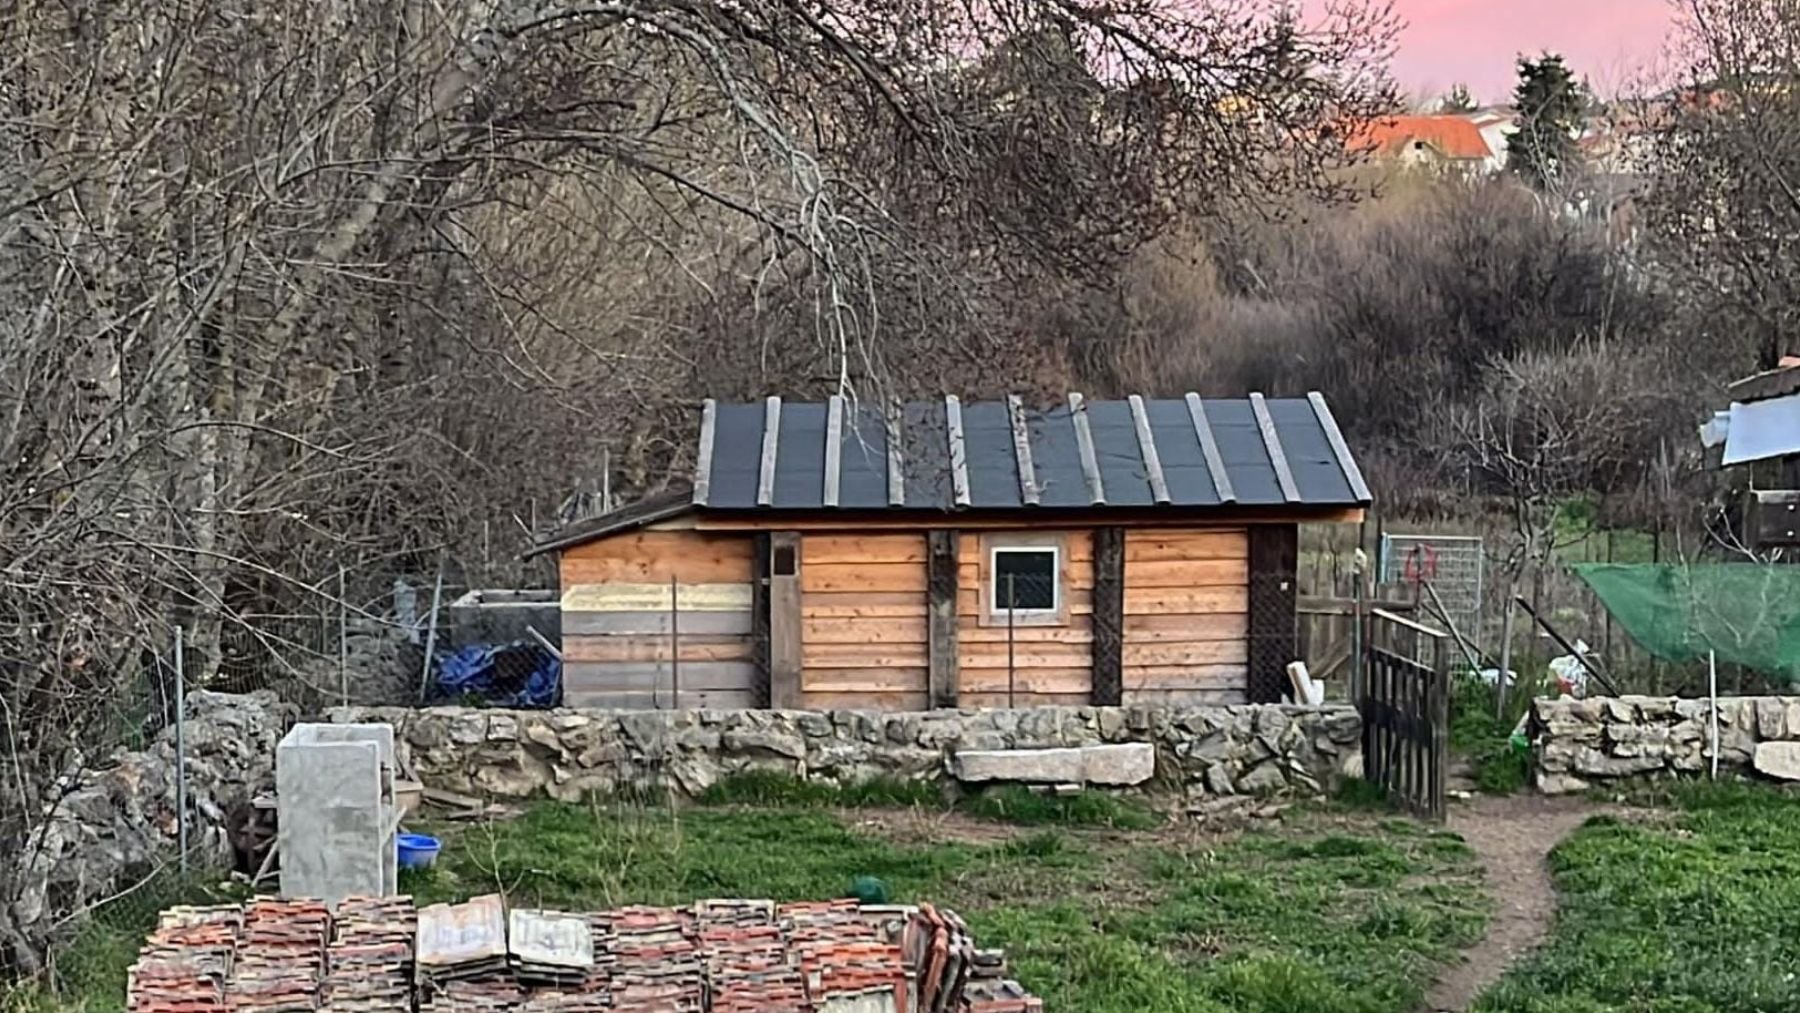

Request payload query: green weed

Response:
[958,784,1161,830]
[696,770,942,809]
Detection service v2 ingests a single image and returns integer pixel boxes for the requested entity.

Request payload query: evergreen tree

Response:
[1506,54,1585,189]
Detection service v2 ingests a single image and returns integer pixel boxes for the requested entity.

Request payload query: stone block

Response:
[950,743,1153,786]
[721,727,806,760]
[1204,764,1236,795]
[952,747,1084,784]
[1757,699,1788,740]
[1097,708,1127,741]
[1536,770,1590,795]
[1080,744,1156,786]
[1236,762,1288,795]
[1571,747,1663,777]
[1755,741,1800,781]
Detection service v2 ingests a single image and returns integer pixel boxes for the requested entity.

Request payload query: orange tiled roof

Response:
[1350,115,1494,161]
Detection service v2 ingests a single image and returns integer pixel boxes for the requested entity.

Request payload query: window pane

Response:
[994,550,1056,610]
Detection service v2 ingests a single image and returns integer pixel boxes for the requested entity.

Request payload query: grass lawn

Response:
[400,780,1487,1013]
[7,779,1487,1013]
[1476,783,1800,1013]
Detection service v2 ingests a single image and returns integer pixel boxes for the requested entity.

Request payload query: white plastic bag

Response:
[1547,639,1592,697]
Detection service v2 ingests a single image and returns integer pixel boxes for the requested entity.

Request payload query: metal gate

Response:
[1360,609,1451,822]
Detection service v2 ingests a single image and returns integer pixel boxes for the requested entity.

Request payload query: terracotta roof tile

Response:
[1351,115,1494,161]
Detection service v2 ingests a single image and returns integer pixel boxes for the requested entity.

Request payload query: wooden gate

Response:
[1360,609,1451,822]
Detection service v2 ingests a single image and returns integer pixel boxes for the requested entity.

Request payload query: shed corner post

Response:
[1092,528,1125,707]
[752,532,773,707]
[768,531,803,710]
[1247,524,1300,704]
[927,530,960,709]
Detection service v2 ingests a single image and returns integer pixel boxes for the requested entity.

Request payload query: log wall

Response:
[559,531,758,708]
[1121,528,1250,705]
[797,533,930,710]
[955,531,1095,707]
[554,524,1260,711]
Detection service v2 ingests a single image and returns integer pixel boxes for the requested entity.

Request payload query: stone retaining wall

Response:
[16,691,297,950]
[327,704,1362,802]
[1533,695,1800,793]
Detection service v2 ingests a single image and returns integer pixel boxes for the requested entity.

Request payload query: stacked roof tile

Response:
[323,896,416,1012]
[127,905,243,1013]
[230,898,330,1011]
[126,894,1040,1012]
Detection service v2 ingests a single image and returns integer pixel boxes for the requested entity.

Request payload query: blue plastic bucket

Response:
[397,833,441,870]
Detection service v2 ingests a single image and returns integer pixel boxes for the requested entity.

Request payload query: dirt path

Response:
[1421,794,1614,1012]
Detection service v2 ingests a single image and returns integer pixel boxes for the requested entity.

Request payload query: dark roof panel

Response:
[1204,399,1285,505]
[1085,399,1156,507]
[961,400,1023,508]
[1028,405,1092,508]
[1146,398,1222,506]
[900,399,953,510]
[835,406,892,509]
[707,402,767,509]
[772,401,827,508]
[1266,398,1356,505]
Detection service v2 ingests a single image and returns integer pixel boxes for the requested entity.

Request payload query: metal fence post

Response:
[418,561,444,701]
[1006,574,1016,709]
[174,625,188,875]
[338,565,349,708]
[669,575,680,711]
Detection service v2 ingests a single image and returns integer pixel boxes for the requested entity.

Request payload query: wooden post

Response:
[927,530,959,709]
[768,531,803,709]
[1092,528,1125,706]
[752,532,772,707]
[1431,634,1450,823]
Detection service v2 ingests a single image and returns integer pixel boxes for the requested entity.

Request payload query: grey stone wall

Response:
[327,704,1362,802]
[15,691,297,946]
[1532,695,1800,793]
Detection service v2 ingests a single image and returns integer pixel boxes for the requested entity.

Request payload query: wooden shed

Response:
[529,393,1371,710]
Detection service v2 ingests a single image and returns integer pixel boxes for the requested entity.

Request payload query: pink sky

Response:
[1380,0,1678,102]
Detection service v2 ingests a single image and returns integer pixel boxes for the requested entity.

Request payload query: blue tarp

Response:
[435,642,561,708]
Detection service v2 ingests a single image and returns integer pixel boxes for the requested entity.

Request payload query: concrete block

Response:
[277,722,398,906]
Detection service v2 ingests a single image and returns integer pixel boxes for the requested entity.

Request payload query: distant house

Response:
[528,393,1371,712]
[1705,360,1800,548]
[1350,115,1494,175]
[1469,111,1517,173]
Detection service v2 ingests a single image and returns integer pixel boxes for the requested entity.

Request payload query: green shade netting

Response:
[1573,563,1800,681]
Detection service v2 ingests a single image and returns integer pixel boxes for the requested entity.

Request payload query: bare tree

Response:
[1645,0,1800,370]
[1437,343,1696,711]
[0,0,1399,969]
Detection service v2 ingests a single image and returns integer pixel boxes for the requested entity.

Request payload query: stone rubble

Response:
[17,691,298,950]
[329,704,1361,803]
[124,894,1042,1012]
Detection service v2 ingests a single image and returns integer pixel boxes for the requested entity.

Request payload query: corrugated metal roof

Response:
[697,392,1370,512]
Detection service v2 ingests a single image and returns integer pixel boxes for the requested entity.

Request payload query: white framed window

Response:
[985,541,1063,625]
